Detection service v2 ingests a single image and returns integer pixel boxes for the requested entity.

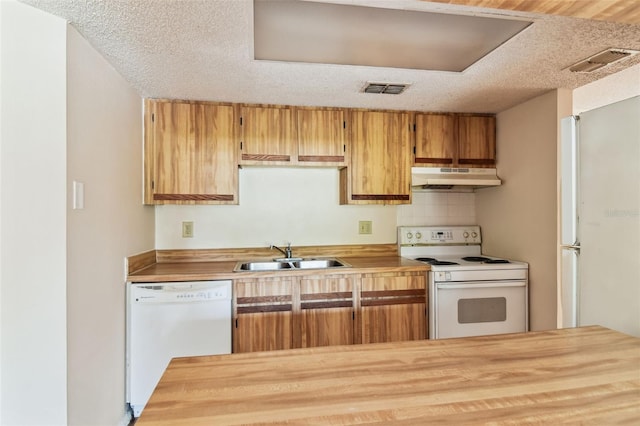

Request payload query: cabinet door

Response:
[233,278,293,353]
[346,110,411,204]
[360,272,427,343]
[297,276,354,348]
[414,113,456,166]
[457,115,496,168]
[239,105,295,164]
[145,100,238,204]
[296,108,347,166]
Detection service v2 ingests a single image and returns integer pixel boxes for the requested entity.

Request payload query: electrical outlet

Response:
[182,221,194,238]
[358,220,372,235]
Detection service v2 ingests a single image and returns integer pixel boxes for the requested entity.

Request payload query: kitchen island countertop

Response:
[137,325,640,425]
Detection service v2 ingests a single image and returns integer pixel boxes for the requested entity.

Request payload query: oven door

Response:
[433,281,527,339]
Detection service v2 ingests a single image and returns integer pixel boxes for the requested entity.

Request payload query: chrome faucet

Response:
[270,242,293,259]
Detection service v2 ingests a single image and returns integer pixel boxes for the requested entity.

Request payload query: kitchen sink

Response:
[235,261,293,271]
[292,259,346,269]
[233,258,351,272]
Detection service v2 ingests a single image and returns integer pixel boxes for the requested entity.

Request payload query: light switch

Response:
[358,220,372,234]
[73,181,84,210]
[182,221,194,238]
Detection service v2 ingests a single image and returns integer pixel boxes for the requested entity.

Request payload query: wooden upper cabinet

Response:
[144,100,238,205]
[414,113,456,166]
[239,105,295,165]
[457,115,496,167]
[342,110,412,205]
[296,108,347,166]
[414,113,496,168]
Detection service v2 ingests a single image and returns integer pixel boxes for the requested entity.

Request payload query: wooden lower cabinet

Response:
[360,272,428,344]
[233,271,427,353]
[298,276,356,348]
[233,277,294,353]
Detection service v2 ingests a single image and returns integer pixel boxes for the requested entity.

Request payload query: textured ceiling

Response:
[21,0,640,113]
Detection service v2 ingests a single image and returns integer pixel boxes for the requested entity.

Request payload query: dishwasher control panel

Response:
[132,281,231,303]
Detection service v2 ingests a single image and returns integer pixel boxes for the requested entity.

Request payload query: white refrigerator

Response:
[560,96,640,337]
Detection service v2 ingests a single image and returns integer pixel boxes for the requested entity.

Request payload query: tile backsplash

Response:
[397,191,476,226]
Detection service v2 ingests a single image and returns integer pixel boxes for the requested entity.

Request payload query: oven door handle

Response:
[437,282,526,289]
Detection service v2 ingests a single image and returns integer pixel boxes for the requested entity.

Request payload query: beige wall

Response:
[476,90,571,331]
[66,26,154,425]
[0,1,68,423]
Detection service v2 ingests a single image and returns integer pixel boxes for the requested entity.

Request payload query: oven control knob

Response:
[406,232,413,240]
[415,232,422,239]
[463,231,469,238]
[472,231,478,239]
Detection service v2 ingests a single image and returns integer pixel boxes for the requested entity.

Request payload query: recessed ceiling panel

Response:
[254,0,532,72]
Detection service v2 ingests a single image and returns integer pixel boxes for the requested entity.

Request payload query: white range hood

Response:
[411,167,501,191]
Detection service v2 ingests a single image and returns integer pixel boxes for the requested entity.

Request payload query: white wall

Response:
[66,26,154,426]
[155,167,476,249]
[1,3,154,425]
[156,167,396,248]
[0,1,68,424]
[476,89,572,332]
[573,63,640,114]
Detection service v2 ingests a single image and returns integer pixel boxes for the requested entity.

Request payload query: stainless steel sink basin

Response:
[235,261,293,271]
[233,258,350,272]
[292,259,346,269]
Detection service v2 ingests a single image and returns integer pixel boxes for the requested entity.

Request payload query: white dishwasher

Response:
[126,280,232,417]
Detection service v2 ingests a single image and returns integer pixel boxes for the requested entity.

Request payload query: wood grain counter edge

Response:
[127,245,430,282]
[128,255,429,282]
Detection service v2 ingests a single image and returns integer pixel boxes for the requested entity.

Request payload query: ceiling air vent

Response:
[363,82,409,94]
[568,48,640,73]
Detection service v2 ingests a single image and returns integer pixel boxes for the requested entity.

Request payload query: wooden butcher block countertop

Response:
[137,326,640,425]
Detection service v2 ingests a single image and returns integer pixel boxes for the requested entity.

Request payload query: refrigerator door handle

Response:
[561,243,581,253]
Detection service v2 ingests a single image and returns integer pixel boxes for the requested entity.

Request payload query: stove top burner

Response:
[462,256,511,264]
[415,257,460,266]
[415,257,437,263]
[462,256,491,262]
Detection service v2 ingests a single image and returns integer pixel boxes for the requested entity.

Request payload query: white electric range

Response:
[398,226,529,339]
